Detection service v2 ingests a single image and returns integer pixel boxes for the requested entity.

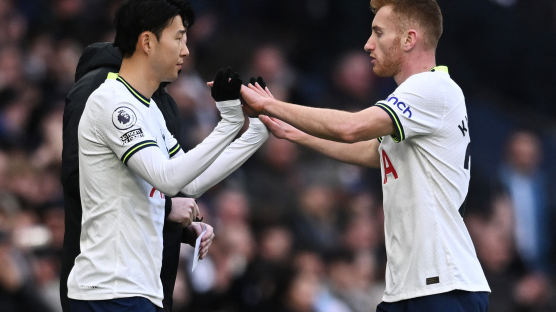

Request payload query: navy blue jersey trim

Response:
[375,103,405,142]
[168,143,181,158]
[116,76,151,107]
[121,140,158,165]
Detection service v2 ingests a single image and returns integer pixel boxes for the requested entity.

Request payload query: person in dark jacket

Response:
[60,42,209,312]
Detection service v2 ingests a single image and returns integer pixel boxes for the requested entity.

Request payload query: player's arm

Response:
[241,84,394,143]
[162,78,269,198]
[113,69,244,196]
[260,115,380,168]
[178,116,269,198]
[125,98,244,196]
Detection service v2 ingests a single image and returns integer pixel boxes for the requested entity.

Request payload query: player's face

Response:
[152,15,189,82]
[364,5,403,78]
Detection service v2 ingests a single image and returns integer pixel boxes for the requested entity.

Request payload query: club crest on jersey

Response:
[112,106,137,130]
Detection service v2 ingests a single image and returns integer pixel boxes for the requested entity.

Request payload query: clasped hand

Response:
[207,68,273,115]
[168,197,199,226]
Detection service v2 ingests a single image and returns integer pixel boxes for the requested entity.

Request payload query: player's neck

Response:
[119,56,159,99]
[394,50,436,85]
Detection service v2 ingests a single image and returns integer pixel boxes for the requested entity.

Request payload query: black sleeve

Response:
[181,227,198,246]
[164,197,172,220]
[161,219,182,311]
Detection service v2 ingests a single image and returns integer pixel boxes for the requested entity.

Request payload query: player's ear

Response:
[138,31,154,55]
[402,29,417,51]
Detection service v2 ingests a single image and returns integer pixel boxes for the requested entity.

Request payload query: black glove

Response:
[211,67,242,101]
[249,76,267,89]
[181,227,197,246]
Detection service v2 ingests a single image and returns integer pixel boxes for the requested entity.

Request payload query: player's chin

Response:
[163,72,180,83]
[372,65,389,78]
[371,66,383,77]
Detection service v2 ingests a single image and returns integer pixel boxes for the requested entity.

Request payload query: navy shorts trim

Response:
[69,296,162,312]
[377,290,489,312]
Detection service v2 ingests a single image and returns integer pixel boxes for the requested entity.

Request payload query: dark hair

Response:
[114,0,195,57]
[371,0,443,49]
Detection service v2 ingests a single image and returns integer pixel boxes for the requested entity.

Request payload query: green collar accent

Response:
[431,65,448,73]
[107,72,118,80]
[107,72,151,107]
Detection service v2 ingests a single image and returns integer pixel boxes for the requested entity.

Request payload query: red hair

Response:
[371,0,443,49]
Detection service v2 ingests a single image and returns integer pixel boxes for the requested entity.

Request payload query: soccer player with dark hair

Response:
[241,0,490,311]
[63,0,268,311]
[61,41,208,312]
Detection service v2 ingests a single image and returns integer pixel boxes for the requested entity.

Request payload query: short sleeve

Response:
[374,74,445,142]
[91,96,159,165]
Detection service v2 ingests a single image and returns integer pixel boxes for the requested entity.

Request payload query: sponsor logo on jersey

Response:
[112,106,137,130]
[120,128,144,144]
[387,96,412,118]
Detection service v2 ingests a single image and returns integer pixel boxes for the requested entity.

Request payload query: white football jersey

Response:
[68,73,180,307]
[375,66,490,302]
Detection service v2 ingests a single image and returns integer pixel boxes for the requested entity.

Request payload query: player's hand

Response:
[187,222,215,259]
[248,76,273,97]
[168,197,199,227]
[259,115,305,141]
[209,67,242,101]
[247,76,274,99]
[240,76,274,114]
[242,76,272,117]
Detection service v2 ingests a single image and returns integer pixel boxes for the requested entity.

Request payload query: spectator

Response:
[499,130,553,272]
[468,188,555,312]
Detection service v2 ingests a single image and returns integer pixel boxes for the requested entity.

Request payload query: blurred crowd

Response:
[0,0,555,311]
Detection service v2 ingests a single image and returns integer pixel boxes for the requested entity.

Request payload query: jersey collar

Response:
[430,65,449,73]
[107,72,151,107]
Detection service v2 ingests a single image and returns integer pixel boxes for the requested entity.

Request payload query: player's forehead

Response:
[162,15,186,35]
[372,5,398,31]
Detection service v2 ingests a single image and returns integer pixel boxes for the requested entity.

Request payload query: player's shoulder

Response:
[402,71,445,90]
[86,79,136,112]
[399,71,463,101]
[83,80,142,134]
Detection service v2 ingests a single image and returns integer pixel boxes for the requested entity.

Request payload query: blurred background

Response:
[0,0,555,311]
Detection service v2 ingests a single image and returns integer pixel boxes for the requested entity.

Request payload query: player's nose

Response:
[180,40,189,57]
[364,37,374,53]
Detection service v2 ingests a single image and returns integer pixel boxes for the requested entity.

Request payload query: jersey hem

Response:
[67,292,163,308]
[381,283,491,303]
